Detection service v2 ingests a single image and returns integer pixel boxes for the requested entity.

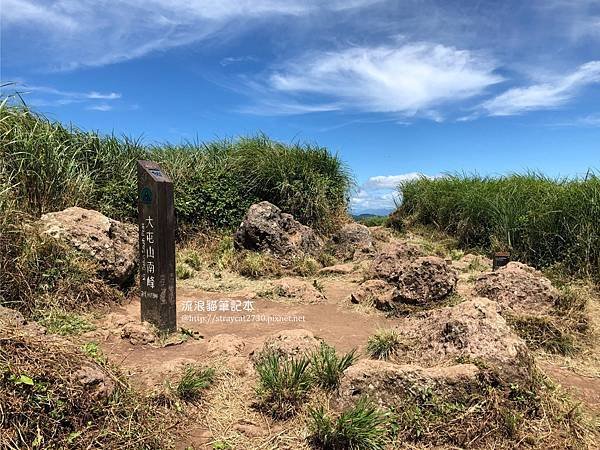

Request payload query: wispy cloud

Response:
[9,82,122,110]
[87,104,113,112]
[351,172,429,213]
[482,61,600,116]
[266,43,502,117]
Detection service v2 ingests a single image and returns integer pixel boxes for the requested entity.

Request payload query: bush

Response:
[175,364,215,401]
[255,352,313,418]
[396,173,600,279]
[307,397,389,450]
[310,342,357,390]
[236,252,281,279]
[366,329,403,360]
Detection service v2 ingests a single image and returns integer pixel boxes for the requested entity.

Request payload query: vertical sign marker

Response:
[137,160,177,332]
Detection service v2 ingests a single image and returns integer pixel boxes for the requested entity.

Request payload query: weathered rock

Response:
[234,202,322,262]
[38,207,137,285]
[452,253,492,272]
[397,298,533,382]
[394,256,458,304]
[208,333,245,356]
[370,242,424,281]
[350,279,396,310]
[121,321,156,345]
[74,365,115,401]
[318,263,355,275]
[271,277,326,303]
[338,359,480,409]
[329,223,374,261]
[253,329,320,360]
[474,262,560,315]
[0,306,47,334]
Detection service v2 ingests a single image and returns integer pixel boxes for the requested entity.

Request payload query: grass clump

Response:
[308,397,389,450]
[396,173,600,280]
[39,310,95,336]
[175,364,215,401]
[175,262,195,280]
[255,352,313,418]
[366,329,403,360]
[293,256,321,277]
[236,251,281,279]
[310,342,357,390]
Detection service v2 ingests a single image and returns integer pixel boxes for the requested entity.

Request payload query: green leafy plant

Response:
[175,364,215,401]
[366,329,403,360]
[310,342,357,390]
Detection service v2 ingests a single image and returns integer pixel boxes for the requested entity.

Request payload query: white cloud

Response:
[11,83,122,109]
[268,43,502,116]
[351,172,428,213]
[483,61,600,116]
[0,0,380,69]
[87,104,113,111]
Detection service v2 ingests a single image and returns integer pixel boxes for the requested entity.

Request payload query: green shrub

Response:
[293,256,321,277]
[175,262,195,280]
[255,352,313,418]
[310,342,357,390]
[307,397,389,450]
[237,252,281,279]
[175,364,214,401]
[366,329,403,360]
[396,173,600,279]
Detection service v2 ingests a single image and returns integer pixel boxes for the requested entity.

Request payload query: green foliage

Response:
[175,364,215,401]
[356,215,388,227]
[366,329,403,360]
[293,256,321,277]
[236,251,281,279]
[39,310,95,336]
[307,397,389,450]
[255,352,313,418]
[507,315,576,355]
[175,262,195,280]
[0,104,351,232]
[396,173,600,279]
[310,342,357,390]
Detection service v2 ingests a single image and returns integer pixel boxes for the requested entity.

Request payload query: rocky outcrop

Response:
[234,202,322,262]
[338,359,480,409]
[121,321,156,345]
[74,365,115,401]
[329,223,374,261]
[252,329,321,360]
[271,278,326,303]
[474,262,560,315]
[350,279,396,310]
[394,256,458,304]
[369,242,424,281]
[38,207,137,285]
[396,298,534,382]
[208,334,246,356]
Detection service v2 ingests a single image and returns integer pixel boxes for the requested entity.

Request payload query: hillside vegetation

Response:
[396,174,600,279]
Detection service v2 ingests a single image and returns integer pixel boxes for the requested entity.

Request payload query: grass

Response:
[396,173,600,280]
[175,364,215,401]
[308,397,389,450]
[39,310,95,336]
[292,256,321,277]
[310,342,357,390]
[366,329,404,360]
[254,352,313,418]
[236,251,282,278]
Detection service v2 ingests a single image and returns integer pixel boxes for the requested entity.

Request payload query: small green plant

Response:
[317,251,337,267]
[175,364,215,401]
[307,397,389,450]
[82,342,106,364]
[176,262,195,280]
[39,310,95,336]
[310,342,357,390]
[293,256,321,277]
[181,249,203,270]
[237,252,281,279]
[255,352,313,418]
[366,329,403,360]
[507,315,576,355]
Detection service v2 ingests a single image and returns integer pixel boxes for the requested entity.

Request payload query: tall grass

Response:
[397,173,600,278]
[0,103,351,232]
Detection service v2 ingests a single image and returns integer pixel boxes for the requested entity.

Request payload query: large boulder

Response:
[234,202,322,261]
[38,207,137,285]
[474,262,560,315]
[338,359,480,410]
[271,277,326,303]
[394,256,458,304]
[396,298,534,382]
[350,279,396,310]
[369,242,424,281]
[329,223,374,261]
[252,329,321,361]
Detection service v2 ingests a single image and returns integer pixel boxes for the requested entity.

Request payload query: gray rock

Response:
[330,223,374,261]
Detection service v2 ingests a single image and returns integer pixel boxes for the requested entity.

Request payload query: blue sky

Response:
[1,0,599,214]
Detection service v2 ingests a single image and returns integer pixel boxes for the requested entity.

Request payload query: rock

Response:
[338,359,480,409]
[394,256,457,304]
[0,306,26,326]
[452,253,492,272]
[474,262,560,315]
[370,242,424,281]
[397,298,533,382]
[350,279,396,310]
[74,365,115,401]
[271,277,326,303]
[234,202,322,262]
[253,329,321,360]
[318,263,355,275]
[330,223,374,261]
[208,333,245,356]
[121,321,156,345]
[38,207,137,285]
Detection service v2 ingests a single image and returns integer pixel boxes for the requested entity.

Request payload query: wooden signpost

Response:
[137,160,177,332]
